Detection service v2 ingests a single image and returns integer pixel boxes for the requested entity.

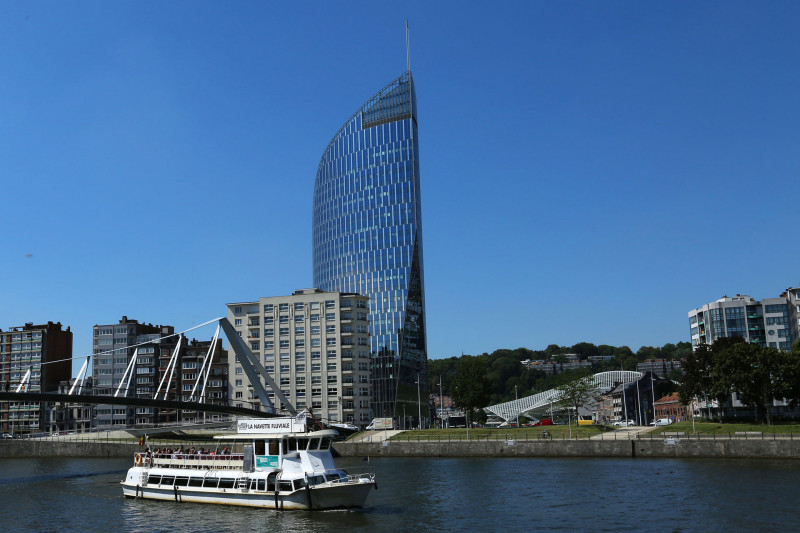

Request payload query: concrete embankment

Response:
[335,438,800,459]
[3,438,800,459]
[0,440,139,458]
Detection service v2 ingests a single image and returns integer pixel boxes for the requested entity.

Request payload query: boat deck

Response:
[143,453,245,470]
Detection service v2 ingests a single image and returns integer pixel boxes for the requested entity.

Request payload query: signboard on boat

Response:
[256,455,279,468]
[237,417,306,434]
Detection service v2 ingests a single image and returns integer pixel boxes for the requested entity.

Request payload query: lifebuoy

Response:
[135,453,143,466]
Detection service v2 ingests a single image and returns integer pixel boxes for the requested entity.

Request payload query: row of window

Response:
[95,327,132,336]
[1,332,43,342]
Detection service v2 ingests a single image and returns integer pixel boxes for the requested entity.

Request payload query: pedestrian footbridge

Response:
[484,371,643,424]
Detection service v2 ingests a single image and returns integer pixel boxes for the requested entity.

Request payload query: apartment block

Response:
[156,337,228,425]
[0,321,72,435]
[689,291,797,351]
[227,289,371,426]
[93,317,175,428]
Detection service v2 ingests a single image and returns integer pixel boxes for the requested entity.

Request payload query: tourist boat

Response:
[121,417,376,510]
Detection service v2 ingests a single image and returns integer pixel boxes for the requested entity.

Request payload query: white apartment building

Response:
[689,290,798,351]
[227,289,371,426]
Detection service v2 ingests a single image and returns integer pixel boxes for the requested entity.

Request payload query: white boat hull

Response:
[121,467,375,510]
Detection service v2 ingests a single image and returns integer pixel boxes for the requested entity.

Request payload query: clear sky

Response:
[2,2,799,375]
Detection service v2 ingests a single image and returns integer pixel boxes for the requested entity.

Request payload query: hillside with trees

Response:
[427,341,692,408]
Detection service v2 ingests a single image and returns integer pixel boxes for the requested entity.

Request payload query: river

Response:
[0,456,797,532]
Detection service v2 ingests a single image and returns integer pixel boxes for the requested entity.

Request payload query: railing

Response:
[326,467,375,484]
[146,452,246,470]
[379,431,797,442]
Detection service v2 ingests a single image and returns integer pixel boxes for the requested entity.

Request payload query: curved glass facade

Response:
[313,71,427,420]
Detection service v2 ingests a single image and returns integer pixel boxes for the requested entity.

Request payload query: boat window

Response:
[175,477,189,487]
[219,478,235,489]
[147,475,161,485]
[288,438,297,452]
[160,476,175,486]
[188,478,203,487]
[278,481,293,492]
[268,439,279,455]
[255,440,265,455]
[203,478,219,488]
[281,439,288,454]
[309,475,325,486]
[320,437,332,450]
[267,472,278,492]
[309,438,320,450]
[250,479,266,491]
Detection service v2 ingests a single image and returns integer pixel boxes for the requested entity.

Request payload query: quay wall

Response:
[2,439,800,459]
[0,440,139,458]
[334,439,800,459]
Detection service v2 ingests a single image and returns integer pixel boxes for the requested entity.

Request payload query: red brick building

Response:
[654,392,689,422]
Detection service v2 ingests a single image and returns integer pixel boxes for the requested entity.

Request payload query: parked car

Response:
[613,420,636,427]
[1,433,12,439]
[650,418,673,426]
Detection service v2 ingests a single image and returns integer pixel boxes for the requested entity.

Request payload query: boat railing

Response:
[142,453,245,470]
[325,467,375,484]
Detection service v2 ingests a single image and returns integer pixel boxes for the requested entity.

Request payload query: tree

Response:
[713,342,800,425]
[571,342,598,359]
[555,376,600,427]
[451,356,493,423]
[545,344,563,357]
[678,343,714,406]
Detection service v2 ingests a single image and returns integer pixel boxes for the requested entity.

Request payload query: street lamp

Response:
[416,373,422,430]
[439,375,443,429]
[515,385,519,427]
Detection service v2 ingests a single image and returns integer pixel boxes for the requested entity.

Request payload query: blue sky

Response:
[2,2,799,375]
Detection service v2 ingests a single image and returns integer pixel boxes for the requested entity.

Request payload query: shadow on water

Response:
[0,469,127,486]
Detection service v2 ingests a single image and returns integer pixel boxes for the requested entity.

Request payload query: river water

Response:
[0,456,798,532]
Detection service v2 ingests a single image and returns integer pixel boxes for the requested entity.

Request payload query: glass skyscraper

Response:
[313,71,427,422]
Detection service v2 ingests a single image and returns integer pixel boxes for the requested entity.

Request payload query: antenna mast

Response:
[406,20,410,72]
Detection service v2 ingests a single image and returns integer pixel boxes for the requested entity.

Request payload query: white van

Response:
[650,418,673,426]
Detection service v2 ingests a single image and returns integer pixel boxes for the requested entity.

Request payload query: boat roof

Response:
[213,429,339,440]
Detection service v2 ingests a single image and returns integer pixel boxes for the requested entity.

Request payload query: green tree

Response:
[678,343,715,406]
[712,342,799,425]
[571,342,599,359]
[555,376,599,427]
[544,344,563,357]
[451,356,493,423]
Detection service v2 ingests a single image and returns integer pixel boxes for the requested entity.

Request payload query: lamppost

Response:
[636,377,642,425]
[621,367,629,425]
[515,385,519,427]
[650,368,656,425]
[416,373,422,430]
[439,375,443,429]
